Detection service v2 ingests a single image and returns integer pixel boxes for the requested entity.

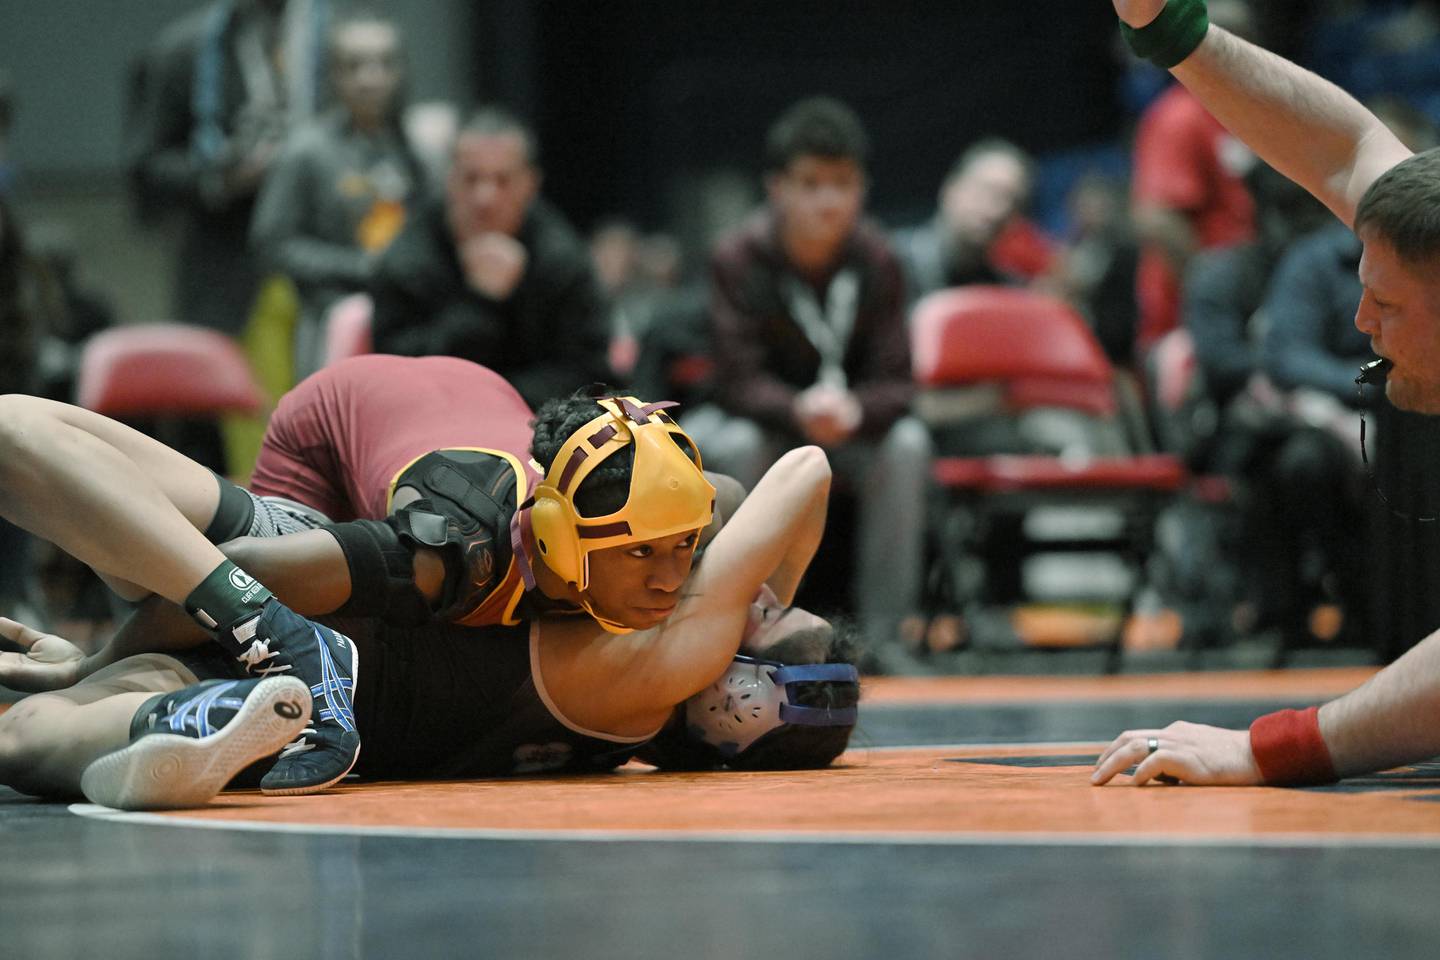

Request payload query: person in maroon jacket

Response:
[683,96,930,668]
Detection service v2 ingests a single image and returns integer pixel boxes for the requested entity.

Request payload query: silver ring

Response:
[1146,737,1160,755]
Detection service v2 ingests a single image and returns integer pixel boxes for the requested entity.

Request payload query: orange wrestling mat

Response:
[74,740,1440,847]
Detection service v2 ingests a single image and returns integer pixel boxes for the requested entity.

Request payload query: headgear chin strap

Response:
[520,396,715,633]
[685,654,860,760]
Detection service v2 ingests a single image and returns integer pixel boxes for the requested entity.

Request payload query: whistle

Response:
[1356,358,1393,385]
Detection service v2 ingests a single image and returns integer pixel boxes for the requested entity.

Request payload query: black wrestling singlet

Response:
[341,618,650,780]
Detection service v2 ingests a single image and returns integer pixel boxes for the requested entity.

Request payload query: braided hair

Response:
[529,388,635,517]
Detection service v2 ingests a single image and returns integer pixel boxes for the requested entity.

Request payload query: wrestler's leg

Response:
[0,395,226,602]
[0,395,360,795]
[0,652,312,809]
[0,653,193,798]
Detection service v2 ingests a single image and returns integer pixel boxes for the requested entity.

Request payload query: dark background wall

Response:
[481,1,1125,230]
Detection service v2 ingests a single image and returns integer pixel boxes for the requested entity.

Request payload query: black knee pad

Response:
[388,500,503,623]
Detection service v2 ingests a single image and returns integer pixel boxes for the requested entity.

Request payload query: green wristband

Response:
[1120,0,1210,69]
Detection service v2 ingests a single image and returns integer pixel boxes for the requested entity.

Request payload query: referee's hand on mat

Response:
[1091,721,1264,786]
[0,617,86,693]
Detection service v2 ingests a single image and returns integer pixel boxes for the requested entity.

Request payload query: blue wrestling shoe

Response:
[80,677,311,811]
[229,599,361,795]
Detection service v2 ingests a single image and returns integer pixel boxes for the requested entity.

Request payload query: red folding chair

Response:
[912,286,1187,667]
[76,323,265,477]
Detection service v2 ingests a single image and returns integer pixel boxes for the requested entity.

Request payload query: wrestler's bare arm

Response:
[0,596,208,692]
[536,447,831,736]
[1116,0,1411,224]
[763,474,826,606]
[216,531,353,615]
[1319,626,1440,777]
[218,525,448,616]
[628,446,832,710]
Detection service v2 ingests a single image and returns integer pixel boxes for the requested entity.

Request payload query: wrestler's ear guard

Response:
[685,654,860,760]
[523,397,714,632]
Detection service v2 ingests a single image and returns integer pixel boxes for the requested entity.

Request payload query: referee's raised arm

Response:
[1113,0,1412,227]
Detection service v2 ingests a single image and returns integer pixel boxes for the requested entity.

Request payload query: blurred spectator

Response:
[1261,223,1372,414]
[629,286,714,412]
[1130,0,1257,358]
[591,218,642,300]
[625,231,710,407]
[370,106,609,407]
[401,100,460,188]
[250,9,424,377]
[591,220,690,380]
[684,96,929,662]
[590,218,644,377]
[1178,164,1353,645]
[1051,172,1141,367]
[127,0,330,335]
[637,232,684,290]
[1183,166,1330,420]
[1249,220,1371,645]
[893,137,1055,308]
[629,169,758,413]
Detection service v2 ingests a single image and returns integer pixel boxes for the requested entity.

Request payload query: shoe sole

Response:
[80,677,312,811]
[260,629,361,797]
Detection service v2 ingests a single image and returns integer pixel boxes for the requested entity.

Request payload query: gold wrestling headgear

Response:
[519,396,714,633]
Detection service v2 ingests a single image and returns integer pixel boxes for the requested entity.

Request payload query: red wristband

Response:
[1249,706,1338,786]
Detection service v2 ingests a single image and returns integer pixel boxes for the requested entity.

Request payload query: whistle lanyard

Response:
[1357,379,1438,523]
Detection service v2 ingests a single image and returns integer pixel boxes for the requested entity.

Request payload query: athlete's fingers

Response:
[0,617,46,650]
[1130,749,1200,787]
[1091,736,1155,785]
[1095,731,1136,769]
[1095,729,1163,771]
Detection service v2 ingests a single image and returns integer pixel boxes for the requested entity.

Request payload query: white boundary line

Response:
[65,804,1440,850]
[852,740,1101,752]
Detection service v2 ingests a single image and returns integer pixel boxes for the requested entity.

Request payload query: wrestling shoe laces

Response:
[227,610,291,678]
[239,600,361,796]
